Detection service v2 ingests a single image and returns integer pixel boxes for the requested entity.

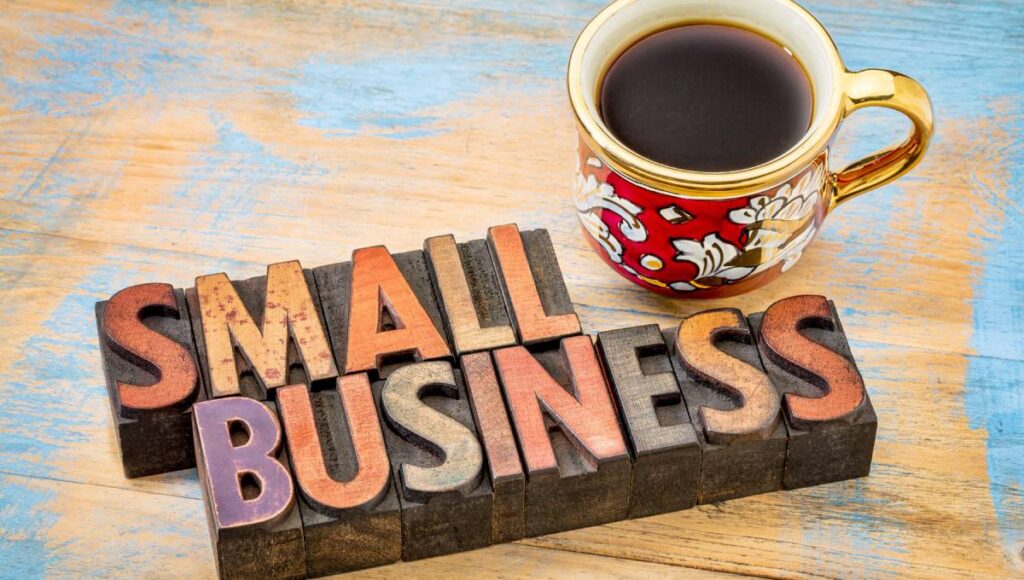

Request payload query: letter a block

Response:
[187,261,338,400]
[193,398,305,580]
[314,248,452,379]
[278,376,401,576]
[375,362,491,561]
[750,295,877,489]
[95,283,206,478]
[494,336,630,536]
[666,309,787,504]
[596,325,700,517]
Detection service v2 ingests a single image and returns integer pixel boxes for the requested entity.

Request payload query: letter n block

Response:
[277,376,401,576]
[314,248,452,379]
[749,295,877,489]
[375,362,491,560]
[95,283,206,478]
[193,398,305,579]
[494,336,630,535]
[187,260,338,400]
[666,309,787,504]
[596,325,700,517]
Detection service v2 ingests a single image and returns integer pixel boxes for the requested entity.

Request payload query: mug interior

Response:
[576,0,843,173]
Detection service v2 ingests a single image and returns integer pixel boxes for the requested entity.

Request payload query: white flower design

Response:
[574,156,647,265]
[726,164,825,275]
[669,234,753,292]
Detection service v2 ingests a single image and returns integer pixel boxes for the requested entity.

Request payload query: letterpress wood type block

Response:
[487,224,581,346]
[374,361,491,561]
[95,283,206,478]
[596,324,700,518]
[666,309,787,504]
[494,336,630,536]
[461,352,525,542]
[749,295,877,489]
[193,398,305,580]
[314,247,451,379]
[187,260,338,400]
[277,375,401,576]
[424,235,517,355]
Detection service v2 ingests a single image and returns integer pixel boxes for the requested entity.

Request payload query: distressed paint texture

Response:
[0,0,1021,576]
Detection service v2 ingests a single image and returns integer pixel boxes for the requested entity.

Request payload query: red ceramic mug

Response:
[568,0,933,297]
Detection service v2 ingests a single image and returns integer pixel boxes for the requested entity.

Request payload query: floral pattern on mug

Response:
[575,144,828,296]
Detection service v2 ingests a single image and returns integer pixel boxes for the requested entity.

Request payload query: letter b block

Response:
[193,398,305,579]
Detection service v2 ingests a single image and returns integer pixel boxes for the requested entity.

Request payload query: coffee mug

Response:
[568,0,933,297]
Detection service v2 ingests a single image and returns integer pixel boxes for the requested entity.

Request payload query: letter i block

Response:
[187,260,338,401]
[314,248,452,380]
[494,336,630,536]
[666,309,787,504]
[193,398,305,580]
[424,235,517,356]
[596,325,700,518]
[95,283,206,478]
[749,295,877,489]
[487,225,581,346]
[278,376,401,576]
[374,361,492,561]
[461,352,526,542]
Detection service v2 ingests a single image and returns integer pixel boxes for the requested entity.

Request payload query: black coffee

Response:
[599,24,812,172]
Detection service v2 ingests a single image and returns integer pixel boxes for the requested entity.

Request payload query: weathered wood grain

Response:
[596,324,700,517]
[1,0,1022,576]
[375,361,492,561]
[95,283,205,478]
[493,336,631,536]
[750,295,877,489]
[666,310,787,504]
[314,248,452,379]
[186,261,337,400]
[277,376,401,576]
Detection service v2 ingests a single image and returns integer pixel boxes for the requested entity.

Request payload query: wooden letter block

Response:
[314,247,451,379]
[187,260,338,400]
[95,283,206,478]
[193,398,305,580]
[277,375,401,576]
[596,324,700,518]
[424,234,516,355]
[487,224,581,346]
[461,352,525,542]
[666,309,787,504]
[750,295,877,489]
[493,336,630,536]
[375,361,491,560]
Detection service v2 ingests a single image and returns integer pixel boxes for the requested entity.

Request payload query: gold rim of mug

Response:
[567,0,847,199]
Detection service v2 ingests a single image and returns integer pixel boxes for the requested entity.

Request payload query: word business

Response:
[95,224,876,579]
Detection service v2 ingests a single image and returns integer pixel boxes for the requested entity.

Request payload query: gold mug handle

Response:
[830,68,934,209]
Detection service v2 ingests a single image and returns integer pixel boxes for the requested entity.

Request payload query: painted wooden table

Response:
[1,0,1021,577]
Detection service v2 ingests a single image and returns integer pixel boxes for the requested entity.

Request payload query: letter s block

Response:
[667,309,787,504]
[193,398,305,579]
[375,361,492,561]
[95,283,206,478]
[750,295,877,489]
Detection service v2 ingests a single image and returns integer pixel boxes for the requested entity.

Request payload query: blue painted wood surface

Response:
[0,0,1021,577]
